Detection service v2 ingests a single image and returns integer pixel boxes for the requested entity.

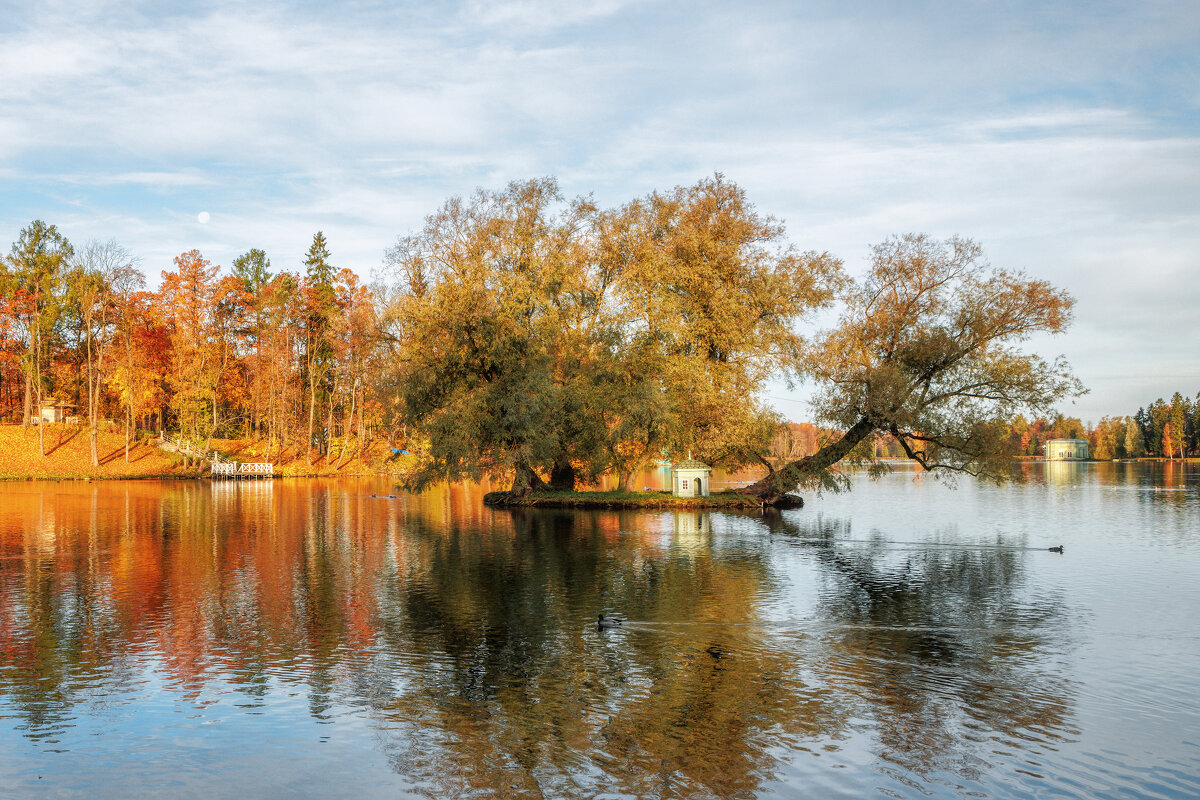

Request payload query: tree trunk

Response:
[34,332,44,456]
[306,362,316,466]
[325,384,336,459]
[124,337,133,462]
[739,417,877,503]
[23,371,32,428]
[336,387,355,469]
[509,463,548,496]
[87,325,99,467]
[548,458,576,491]
[619,456,650,492]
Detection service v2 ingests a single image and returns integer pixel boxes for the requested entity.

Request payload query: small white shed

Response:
[671,459,712,498]
[37,399,76,424]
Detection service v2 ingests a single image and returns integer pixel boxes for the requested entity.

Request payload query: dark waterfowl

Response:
[1049,545,1064,553]
[597,614,622,629]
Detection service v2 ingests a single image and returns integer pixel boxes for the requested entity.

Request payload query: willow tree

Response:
[603,175,843,488]
[385,178,608,492]
[385,176,844,494]
[744,234,1084,503]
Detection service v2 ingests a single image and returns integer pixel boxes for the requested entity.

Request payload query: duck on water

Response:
[597,614,622,629]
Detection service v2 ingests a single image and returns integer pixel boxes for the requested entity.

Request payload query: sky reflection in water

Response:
[1,463,1198,798]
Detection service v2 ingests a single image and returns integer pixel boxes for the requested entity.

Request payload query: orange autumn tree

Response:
[744,234,1084,502]
[160,250,221,452]
[106,290,170,445]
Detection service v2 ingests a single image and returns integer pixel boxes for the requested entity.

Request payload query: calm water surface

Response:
[1,463,1198,798]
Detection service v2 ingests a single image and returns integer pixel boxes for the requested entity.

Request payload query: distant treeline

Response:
[1007,392,1200,459]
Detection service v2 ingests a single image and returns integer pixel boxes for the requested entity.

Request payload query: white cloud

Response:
[1,0,1198,419]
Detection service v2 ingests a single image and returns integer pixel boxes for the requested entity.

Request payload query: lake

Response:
[1,463,1198,798]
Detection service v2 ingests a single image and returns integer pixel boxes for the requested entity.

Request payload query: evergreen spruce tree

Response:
[303,232,337,460]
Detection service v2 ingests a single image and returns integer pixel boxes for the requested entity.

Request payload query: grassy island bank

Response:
[483,489,788,510]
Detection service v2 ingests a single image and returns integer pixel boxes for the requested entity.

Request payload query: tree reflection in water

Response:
[759,511,1079,785]
[0,480,1078,797]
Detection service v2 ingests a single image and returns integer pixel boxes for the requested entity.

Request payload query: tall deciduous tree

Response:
[160,250,220,453]
[230,249,272,437]
[1167,392,1188,459]
[9,220,73,455]
[387,179,598,491]
[605,176,843,488]
[1123,416,1145,458]
[744,234,1083,502]
[70,239,139,465]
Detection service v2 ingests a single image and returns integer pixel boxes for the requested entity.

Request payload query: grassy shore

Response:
[483,488,770,509]
[0,424,190,479]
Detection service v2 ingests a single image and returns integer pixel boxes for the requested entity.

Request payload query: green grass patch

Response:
[483,488,764,509]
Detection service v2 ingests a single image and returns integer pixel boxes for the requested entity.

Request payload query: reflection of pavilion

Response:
[209,477,274,515]
[210,479,274,497]
[1044,459,1088,486]
[671,511,712,550]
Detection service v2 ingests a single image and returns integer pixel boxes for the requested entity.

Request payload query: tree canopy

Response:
[382,175,843,493]
[744,234,1084,501]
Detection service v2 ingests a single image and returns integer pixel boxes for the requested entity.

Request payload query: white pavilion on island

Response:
[671,458,712,498]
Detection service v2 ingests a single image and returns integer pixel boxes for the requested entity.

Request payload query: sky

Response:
[2,0,1198,424]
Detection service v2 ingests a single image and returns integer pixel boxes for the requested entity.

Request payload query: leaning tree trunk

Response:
[740,417,877,504]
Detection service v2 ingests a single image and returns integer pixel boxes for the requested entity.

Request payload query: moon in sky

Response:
[197,211,211,224]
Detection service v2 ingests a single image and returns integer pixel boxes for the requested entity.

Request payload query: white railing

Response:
[159,433,207,460]
[211,460,274,478]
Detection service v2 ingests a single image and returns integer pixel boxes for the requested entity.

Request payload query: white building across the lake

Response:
[671,459,712,497]
[1045,438,1089,460]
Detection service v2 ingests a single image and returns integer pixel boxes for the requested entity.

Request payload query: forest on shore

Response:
[1003,396,1200,461]
[1,176,1107,494]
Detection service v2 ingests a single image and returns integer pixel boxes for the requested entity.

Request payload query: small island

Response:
[484,459,804,509]
[482,488,788,510]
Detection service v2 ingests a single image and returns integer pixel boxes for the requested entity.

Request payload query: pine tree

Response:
[303,232,337,461]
